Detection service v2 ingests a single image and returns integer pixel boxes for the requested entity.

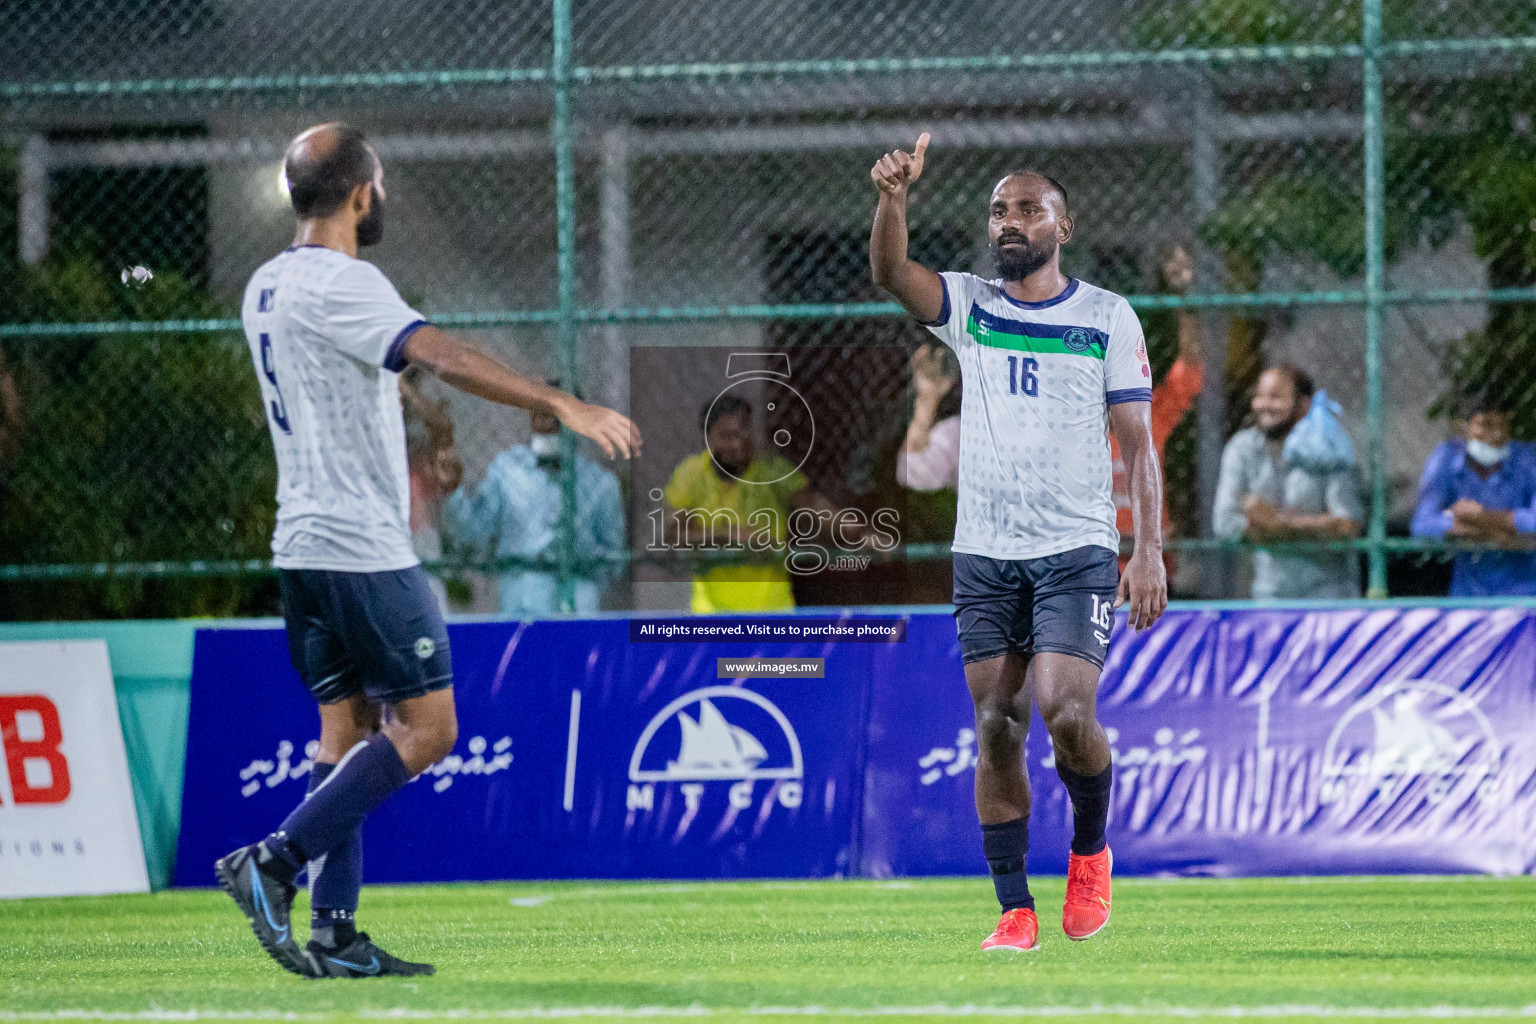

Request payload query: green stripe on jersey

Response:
[966,314,1107,359]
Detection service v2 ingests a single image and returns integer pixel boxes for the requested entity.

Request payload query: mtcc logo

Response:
[1319,680,1503,810]
[627,686,804,814]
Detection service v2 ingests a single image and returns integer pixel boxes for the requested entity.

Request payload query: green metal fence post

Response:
[1363,0,1389,598]
[552,0,579,613]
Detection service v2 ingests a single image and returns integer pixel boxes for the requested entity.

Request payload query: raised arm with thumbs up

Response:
[871,130,929,194]
[869,132,946,325]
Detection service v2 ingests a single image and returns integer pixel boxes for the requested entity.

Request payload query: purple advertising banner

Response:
[174,616,882,886]
[860,605,1536,877]
[177,605,1536,886]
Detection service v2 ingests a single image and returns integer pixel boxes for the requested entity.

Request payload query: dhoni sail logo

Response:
[1319,680,1503,814]
[626,686,804,813]
[668,698,767,777]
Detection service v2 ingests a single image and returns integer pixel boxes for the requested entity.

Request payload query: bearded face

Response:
[990,230,1058,281]
[986,173,1071,283]
[356,184,385,247]
[1252,369,1306,439]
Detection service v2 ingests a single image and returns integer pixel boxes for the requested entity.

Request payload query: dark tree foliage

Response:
[0,148,277,620]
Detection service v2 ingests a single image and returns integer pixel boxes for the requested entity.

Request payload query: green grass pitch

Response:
[2,876,1534,1023]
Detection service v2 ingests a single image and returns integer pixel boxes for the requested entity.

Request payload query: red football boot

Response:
[1062,846,1112,940]
[980,907,1040,952]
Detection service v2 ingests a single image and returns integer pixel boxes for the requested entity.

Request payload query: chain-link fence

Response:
[2,0,1535,617]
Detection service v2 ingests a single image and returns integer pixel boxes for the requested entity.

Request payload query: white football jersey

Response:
[923,273,1151,561]
[242,245,428,572]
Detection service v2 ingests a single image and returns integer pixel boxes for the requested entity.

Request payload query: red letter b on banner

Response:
[0,695,72,804]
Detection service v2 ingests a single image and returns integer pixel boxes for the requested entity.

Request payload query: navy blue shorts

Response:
[278,567,453,705]
[952,546,1120,668]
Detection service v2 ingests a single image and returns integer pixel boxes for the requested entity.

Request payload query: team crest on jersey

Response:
[1063,327,1093,353]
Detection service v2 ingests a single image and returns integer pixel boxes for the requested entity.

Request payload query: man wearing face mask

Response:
[1411,392,1536,596]
[442,383,625,615]
[1213,363,1363,599]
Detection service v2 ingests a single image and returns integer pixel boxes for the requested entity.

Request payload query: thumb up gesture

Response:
[871,132,930,196]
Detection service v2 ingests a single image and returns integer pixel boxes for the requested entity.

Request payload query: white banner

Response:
[0,640,149,898]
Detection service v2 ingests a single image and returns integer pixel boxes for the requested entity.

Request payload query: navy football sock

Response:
[305,761,364,941]
[1057,760,1113,856]
[310,907,356,949]
[264,734,410,876]
[981,817,1034,913]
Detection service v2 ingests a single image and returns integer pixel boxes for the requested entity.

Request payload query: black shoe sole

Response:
[215,853,313,977]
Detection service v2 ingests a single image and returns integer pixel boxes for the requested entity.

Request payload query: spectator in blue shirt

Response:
[444,390,625,616]
[1411,393,1536,596]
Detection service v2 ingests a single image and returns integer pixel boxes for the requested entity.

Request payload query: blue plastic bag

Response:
[1284,389,1355,473]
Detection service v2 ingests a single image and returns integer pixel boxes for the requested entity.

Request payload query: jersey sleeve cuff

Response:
[1107,387,1153,406]
[915,277,952,328]
[384,319,429,372]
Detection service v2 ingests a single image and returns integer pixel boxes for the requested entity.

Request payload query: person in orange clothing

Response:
[1110,246,1203,572]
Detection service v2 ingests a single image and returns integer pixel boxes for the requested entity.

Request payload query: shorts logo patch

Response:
[1063,327,1092,353]
[414,637,436,660]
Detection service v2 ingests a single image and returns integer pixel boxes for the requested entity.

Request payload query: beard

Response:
[356,186,385,247]
[1261,413,1299,440]
[991,234,1057,281]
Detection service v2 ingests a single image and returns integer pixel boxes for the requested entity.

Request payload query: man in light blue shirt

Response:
[1213,363,1363,599]
[1411,393,1536,597]
[444,391,625,616]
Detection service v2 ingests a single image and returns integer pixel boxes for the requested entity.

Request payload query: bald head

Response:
[284,122,378,218]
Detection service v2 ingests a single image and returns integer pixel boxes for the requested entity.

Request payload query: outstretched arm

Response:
[1109,400,1168,630]
[869,133,945,324]
[403,326,640,460]
[1162,245,1204,372]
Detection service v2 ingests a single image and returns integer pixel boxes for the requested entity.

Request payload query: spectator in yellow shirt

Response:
[663,394,844,613]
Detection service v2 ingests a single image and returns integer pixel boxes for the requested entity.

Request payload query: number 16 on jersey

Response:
[1006,355,1039,397]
